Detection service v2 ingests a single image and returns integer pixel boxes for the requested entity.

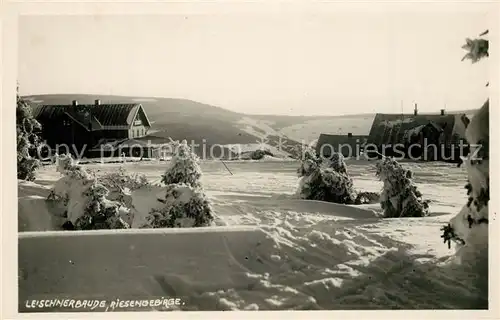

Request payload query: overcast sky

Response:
[18,4,490,116]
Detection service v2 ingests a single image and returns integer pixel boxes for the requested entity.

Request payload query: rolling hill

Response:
[22,94,477,158]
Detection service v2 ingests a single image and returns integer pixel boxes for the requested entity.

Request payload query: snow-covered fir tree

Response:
[375,157,429,218]
[328,152,348,175]
[296,147,356,204]
[441,31,489,286]
[297,145,322,177]
[145,140,215,228]
[161,140,202,188]
[17,84,42,181]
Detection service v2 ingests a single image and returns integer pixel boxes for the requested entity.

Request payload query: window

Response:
[137,129,140,137]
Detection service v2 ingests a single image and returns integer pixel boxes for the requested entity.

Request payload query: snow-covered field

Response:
[19,160,486,311]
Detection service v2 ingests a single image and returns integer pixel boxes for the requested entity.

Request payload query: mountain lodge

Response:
[32,100,152,156]
[315,106,470,163]
[364,107,468,162]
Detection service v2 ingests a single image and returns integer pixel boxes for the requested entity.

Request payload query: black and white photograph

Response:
[3,0,497,316]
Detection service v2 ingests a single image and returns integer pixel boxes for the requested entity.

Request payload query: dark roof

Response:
[316,134,368,157]
[367,113,464,146]
[31,103,151,131]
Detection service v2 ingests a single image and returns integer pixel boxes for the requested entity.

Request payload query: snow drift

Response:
[19,203,486,311]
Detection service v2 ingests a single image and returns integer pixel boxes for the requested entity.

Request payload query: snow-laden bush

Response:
[74,182,130,230]
[296,147,356,204]
[145,184,214,228]
[354,191,380,205]
[100,167,150,191]
[161,140,202,188]
[48,154,130,230]
[17,86,42,181]
[250,149,274,160]
[98,167,150,225]
[375,157,429,218]
[48,155,93,210]
[144,139,215,228]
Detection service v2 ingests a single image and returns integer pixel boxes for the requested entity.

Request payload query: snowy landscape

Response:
[18,141,488,310]
[14,8,491,315]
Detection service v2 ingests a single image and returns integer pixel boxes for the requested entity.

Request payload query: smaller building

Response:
[315,133,368,159]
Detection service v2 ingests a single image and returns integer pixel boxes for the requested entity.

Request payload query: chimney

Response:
[347,132,353,138]
[440,109,445,116]
[413,103,418,116]
[95,99,101,106]
[72,100,78,106]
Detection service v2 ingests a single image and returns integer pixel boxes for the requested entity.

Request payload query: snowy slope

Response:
[235,117,286,139]
[279,115,376,144]
[234,115,375,149]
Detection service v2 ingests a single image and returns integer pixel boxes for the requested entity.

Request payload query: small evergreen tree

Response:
[161,140,202,188]
[376,157,429,218]
[146,140,215,228]
[296,147,356,204]
[441,30,490,252]
[17,84,42,181]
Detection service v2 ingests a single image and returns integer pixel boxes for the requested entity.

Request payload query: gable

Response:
[129,105,152,128]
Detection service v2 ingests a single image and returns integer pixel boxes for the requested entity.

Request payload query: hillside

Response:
[23,94,477,156]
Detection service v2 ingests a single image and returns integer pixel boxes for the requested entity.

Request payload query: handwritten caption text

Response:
[24,297,185,311]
